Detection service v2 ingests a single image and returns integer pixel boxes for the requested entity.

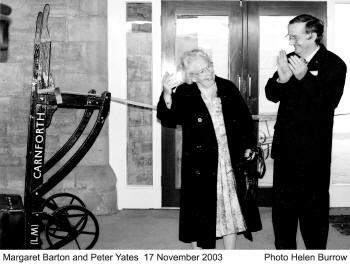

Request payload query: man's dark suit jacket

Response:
[265,44,347,166]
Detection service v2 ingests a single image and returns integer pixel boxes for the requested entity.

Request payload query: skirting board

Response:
[330,184,350,207]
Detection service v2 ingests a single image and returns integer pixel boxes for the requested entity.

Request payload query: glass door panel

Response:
[174,15,229,189]
[258,15,293,186]
[176,16,229,79]
[330,3,350,206]
[259,16,293,114]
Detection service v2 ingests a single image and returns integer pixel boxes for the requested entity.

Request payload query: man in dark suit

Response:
[265,14,347,249]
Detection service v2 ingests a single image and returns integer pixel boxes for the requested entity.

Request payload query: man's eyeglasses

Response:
[190,64,213,77]
[285,33,310,42]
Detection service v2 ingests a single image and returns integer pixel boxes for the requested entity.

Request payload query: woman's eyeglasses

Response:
[190,64,213,77]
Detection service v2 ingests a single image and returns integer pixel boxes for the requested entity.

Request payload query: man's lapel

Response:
[307,44,327,71]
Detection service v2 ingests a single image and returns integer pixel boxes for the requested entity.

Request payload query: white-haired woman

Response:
[157,49,261,249]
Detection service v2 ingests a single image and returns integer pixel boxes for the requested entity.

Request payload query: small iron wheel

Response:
[41,192,85,213]
[45,205,99,249]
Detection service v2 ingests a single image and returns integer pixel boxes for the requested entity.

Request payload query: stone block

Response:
[9,15,33,42]
[56,133,108,166]
[47,175,65,192]
[68,17,107,42]
[3,0,31,22]
[0,140,12,159]
[75,165,116,191]
[0,137,10,155]
[6,166,25,190]
[77,189,117,215]
[137,154,153,168]
[9,144,26,157]
[131,23,152,33]
[128,109,143,127]
[127,3,152,22]
[127,81,152,103]
[7,41,33,63]
[7,121,29,136]
[43,162,75,191]
[9,96,28,110]
[50,42,67,65]
[46,109,78,134]
[60,172,76,189]
[63,42,82,62]
[57,42,83,74]
[0,155,22,167]
[128,141,141,156]
[80,0,107,16]
[79,190,102,213]
[62,73,108,94]
[49,71,66,89]
[0,167,7,188]
[127,55,152,82]
[29,0,81,18]
[9,112,28,125]
[0,122,7,136]
[76,135,109,166]
[99,190,118,213]
[142,143,152,154]
[21,73,34,92]
[0,64,24,96]
[44,135,61,156]
[127,170,152,186]
[46,17,67,42]
[127,33,152,55]
[0,97,10,122]
[143,111,153,126]
[9,97,29,122]
[139,126,153,141]
[80,42,108,74]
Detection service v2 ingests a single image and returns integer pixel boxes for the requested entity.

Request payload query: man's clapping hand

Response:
[288,55,308,80]
[276,50,293,83]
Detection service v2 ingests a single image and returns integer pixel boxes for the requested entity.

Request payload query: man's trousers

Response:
[272,159,330,249]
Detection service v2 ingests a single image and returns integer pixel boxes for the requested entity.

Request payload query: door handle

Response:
[248,74,252,98]
[237,74,241,91]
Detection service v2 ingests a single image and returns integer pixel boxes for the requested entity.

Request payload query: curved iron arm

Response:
[43,87,96,174]
[43,108,94,174]
[32,91,111,198]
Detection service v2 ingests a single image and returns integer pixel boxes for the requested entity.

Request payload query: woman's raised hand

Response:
[162,72,181,95]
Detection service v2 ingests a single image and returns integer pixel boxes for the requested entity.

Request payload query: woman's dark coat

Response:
[157,76,261,248]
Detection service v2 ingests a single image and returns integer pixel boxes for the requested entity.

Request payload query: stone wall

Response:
[0,0,117,214]
[126,3,153,186]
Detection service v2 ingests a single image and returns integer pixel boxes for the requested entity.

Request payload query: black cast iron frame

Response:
[23,4,110,249]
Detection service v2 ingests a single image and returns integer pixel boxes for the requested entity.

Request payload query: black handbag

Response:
[241,146,266,181]
[235,147,266,240]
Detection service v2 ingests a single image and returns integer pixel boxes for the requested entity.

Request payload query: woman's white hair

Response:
[179,49,213,84]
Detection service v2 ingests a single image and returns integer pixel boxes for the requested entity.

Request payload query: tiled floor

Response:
[91,208,350,250]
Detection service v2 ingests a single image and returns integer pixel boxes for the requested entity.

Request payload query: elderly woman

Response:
[157,49,261,249]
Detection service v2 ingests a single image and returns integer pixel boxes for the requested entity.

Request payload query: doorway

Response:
[161,1,327,207]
